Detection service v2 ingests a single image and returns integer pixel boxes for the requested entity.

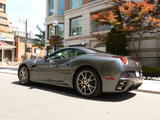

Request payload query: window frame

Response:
[70,16,82,36]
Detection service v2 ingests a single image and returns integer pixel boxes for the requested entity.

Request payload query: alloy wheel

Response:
[19,66,29,84]
[76,70,97,96]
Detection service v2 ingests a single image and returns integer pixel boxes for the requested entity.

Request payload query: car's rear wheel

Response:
[18,66,30,85]
[74,67,102,98]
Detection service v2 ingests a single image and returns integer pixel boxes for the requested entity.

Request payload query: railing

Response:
[140,57,160,67]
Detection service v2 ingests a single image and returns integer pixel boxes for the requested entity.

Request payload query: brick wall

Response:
[65,0,71,10]
[14,36,45,62]
[83,0,91,4]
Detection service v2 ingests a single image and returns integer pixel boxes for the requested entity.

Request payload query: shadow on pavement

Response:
[12,81,136,102]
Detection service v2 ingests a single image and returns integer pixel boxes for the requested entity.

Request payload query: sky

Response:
[7,0,46,34]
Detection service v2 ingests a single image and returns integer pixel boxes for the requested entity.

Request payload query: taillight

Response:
[113,56,128,64]
[121,57,128,64]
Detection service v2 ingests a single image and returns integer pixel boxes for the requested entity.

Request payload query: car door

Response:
[30,59,52,82]
[47,48,78,84]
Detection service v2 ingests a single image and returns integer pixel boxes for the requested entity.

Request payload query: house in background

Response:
[14,36,45,63]
[0,0,15,64]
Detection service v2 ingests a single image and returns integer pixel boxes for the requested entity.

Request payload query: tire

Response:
[18,66,30,85]
[73,67,102,98]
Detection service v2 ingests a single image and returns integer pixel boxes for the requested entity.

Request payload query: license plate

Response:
[135,71,140,77]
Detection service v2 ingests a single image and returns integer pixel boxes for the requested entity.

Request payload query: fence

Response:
[140,57,160,67]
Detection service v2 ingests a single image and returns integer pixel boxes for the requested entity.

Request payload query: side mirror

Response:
[49,59,55,64]
[44,55,49,62]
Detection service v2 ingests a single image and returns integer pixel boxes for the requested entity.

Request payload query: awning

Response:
[0,44,16,50]
[0,35,14,42]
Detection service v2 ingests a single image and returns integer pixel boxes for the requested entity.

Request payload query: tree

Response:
[49,35,64,51]
[91,0,160,56]
[34,25,45,49]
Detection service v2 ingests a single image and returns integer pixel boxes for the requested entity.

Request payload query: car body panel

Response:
[18,47,143,93]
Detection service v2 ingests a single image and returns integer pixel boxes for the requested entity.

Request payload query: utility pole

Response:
[24,19,28,60]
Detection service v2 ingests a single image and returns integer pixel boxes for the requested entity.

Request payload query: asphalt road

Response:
[0,73,160,120]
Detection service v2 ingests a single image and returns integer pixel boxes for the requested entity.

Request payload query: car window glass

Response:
[48,49,78,60]
[63,49,77,58]
[77,49,86,56]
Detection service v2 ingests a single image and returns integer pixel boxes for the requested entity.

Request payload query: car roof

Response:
[59,47,97,54]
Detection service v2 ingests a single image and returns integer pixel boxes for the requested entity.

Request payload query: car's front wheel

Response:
[18,66,30,85]
[74,67,102,98]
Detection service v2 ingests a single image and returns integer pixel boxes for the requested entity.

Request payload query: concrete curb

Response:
[0,71,17,75]
[136,89,160,95]
[0,67,18,70]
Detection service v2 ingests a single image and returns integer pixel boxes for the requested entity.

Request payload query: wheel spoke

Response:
[81,73,86,80]
[88,84,95,90]
[88,73,93,80]
[87,85,92,93]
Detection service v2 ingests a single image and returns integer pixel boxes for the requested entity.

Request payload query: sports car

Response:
[18,47,143,97]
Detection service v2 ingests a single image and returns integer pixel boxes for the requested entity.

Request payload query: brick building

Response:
[14,36,45,63]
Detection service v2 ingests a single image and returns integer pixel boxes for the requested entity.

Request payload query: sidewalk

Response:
[0,66,18,75]
[0,66,160,94]
[137,80,160,94]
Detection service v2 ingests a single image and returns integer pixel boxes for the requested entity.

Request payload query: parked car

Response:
[18,47,143,97]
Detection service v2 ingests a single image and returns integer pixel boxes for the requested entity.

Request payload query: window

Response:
[48,49,76,59]
[58,0,64,15]
[0,4,5,13]
[91,12,114,32]
[47,24,55,39]
[58,24,64,37]
[26,48,32,53]
[48,49,86,60]
[70,17,82,36]
[71,0,82,9]
[47,24,64,39]
[91,22,114,32]
[48,0,54,16]
[77,49,86,56]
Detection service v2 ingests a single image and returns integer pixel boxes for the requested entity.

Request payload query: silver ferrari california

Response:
[18,47,143,97]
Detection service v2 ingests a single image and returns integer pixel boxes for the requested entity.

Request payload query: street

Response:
[0,73,160,120]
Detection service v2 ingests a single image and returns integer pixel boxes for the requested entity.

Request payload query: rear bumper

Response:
[115,77,143,92]
[102,77,144,93]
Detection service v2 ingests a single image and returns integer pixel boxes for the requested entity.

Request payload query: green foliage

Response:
[143,66,160,77]
[106,27,129,55]
[34,25,45,48]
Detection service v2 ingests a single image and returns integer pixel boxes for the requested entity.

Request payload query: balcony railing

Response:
[140,57,160,67]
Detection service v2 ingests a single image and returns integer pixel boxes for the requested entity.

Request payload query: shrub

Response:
[142,66,160,77]
[106,28,129,56]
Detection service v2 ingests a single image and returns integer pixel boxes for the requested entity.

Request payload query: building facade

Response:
[64,0,110,51]
[45,0,65,48]
[0,0,15,64]
[45,0,160,57]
